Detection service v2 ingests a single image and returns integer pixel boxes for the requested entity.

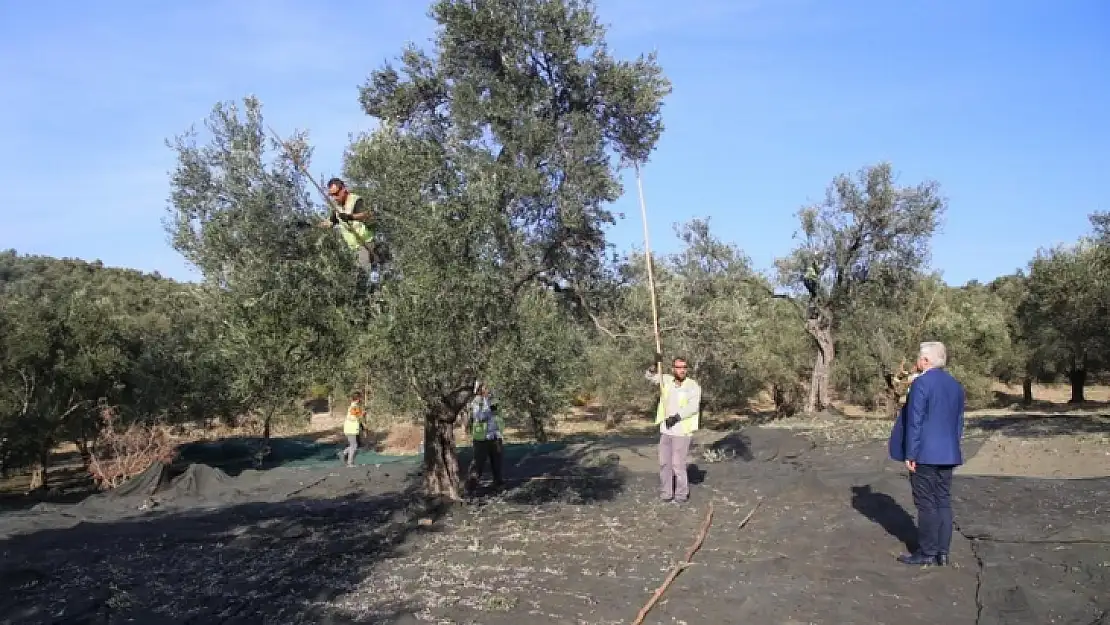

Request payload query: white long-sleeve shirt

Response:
[645,370,701,436]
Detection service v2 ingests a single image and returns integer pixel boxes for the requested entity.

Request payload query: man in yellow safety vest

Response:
[645,356,702,504]
[341,391,366,467]
[317,177,377,272]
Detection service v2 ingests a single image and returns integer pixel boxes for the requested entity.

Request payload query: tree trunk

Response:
[423,407,461,500]
[28,446,50,492]
[772,383,786,411]
[529,405,548,443]
[1067,368,1087,404]
[74,437,93,474]
[256,407,276,469]
[804,312,835,414]
[604,408,623,430]
[1021,377,1033,405]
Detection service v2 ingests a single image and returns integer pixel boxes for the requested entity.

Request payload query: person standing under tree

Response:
[888,341,966,566]
[645,356,702,504]
[341,391,367,468]
[465,383,506,494]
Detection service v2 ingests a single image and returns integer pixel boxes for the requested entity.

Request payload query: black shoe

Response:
[935,553,949,566]
[897,552,936,566]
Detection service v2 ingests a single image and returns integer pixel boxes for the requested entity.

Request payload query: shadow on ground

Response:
[991,390,1110,414]
[0,438,631,625]
[850,484,917,552]
[0,484,432,625]
[969,414,1110,438]
[459,439,628,506]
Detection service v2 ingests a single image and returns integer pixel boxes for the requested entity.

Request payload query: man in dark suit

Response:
[888,341,966,566]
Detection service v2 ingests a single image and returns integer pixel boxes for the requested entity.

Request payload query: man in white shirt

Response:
[645,356,702,504]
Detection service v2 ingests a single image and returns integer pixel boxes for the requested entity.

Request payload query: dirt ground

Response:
[959,430,1110,478]
[2,415,1108,625]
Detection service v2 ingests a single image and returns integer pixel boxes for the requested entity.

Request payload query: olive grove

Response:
[2,0,1109,500]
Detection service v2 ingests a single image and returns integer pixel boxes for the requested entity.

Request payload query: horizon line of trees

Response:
[3,198,1106,491]
[3,0,1108,498]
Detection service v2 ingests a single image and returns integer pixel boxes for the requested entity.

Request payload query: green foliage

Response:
[776,162,945,309]
[484,289,586,441]
[1018,240,1109,379]
[346,0,670,423]
[582,219,812,418]
[0,252,235,475]
[165,96,367,433]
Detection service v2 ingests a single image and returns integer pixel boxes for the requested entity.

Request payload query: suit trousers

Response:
[910,464,955,556]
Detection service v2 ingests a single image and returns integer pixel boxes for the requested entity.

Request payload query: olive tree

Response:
[1018,241,1108,402]
[345,0,670,497]
[775,163,945,413]
[166,97,365,444]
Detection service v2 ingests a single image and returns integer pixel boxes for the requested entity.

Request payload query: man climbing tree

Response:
[318,177,380,274]
[344,0,671,498]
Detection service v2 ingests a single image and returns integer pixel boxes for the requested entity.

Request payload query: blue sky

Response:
[1,0,1106,286]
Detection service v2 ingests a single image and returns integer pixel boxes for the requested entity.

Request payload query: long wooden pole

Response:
[265,125,376,258]
[634,162,665,389]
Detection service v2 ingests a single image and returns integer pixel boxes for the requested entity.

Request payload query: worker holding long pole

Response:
[267,126,382,286]
[316,177,377,273]
[635,163,702,505]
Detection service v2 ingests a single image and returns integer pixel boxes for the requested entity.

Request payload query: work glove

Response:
[664,414,681,429]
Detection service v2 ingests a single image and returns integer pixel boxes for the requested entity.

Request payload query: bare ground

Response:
[2,416,1108,625]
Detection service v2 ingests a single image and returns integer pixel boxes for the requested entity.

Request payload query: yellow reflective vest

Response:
[335,192,374,251]
[343,403,364,436]
[654,376,701,436]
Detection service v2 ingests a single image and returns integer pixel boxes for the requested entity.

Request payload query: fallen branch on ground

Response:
[87,407,177,491]
[738,500,761,530]
[631,500,716,625]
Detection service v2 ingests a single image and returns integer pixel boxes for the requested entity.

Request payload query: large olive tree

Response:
[345,0,670,497]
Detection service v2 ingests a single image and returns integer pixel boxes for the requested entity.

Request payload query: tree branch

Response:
[533,274,675,339]
[440,384,474,420]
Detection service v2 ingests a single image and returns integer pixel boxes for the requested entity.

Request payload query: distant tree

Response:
[775,163,945,413]
[345,0,670,497]
[1090,210,1110,245]
[0,252,241,485]
[988,272,1039,404]
[1019,241,1109,402]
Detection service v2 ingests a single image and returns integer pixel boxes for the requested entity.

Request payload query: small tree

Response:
[347,0,670,497]
[775,163,945,413]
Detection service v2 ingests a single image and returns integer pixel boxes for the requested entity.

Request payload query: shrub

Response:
[87,407,178,490]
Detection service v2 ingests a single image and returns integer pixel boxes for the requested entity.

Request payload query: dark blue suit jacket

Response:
[889,367,966,466]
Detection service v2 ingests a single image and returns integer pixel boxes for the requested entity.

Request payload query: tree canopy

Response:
[341,0,671,495]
